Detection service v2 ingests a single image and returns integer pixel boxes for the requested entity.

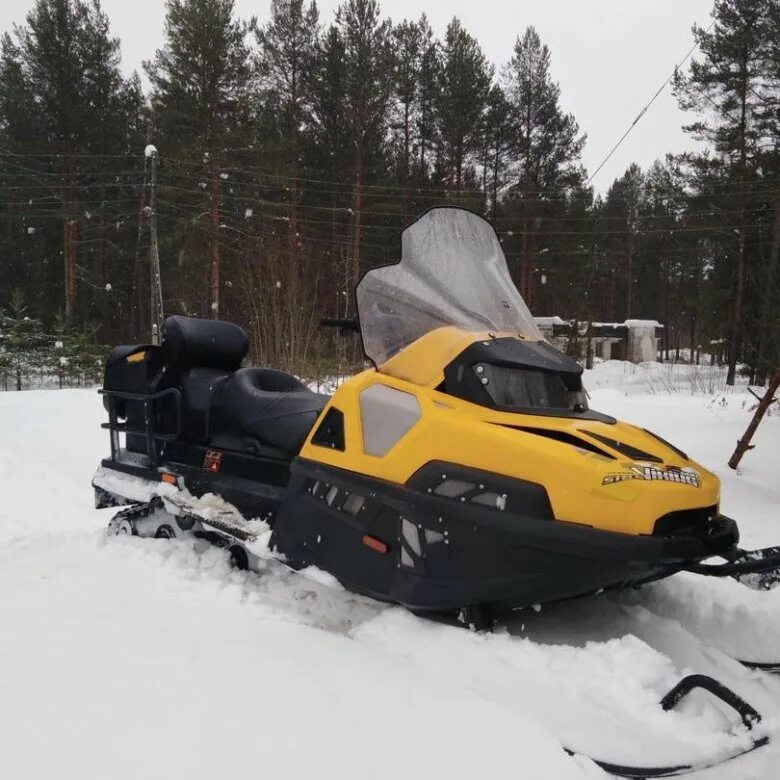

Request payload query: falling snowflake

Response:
[105,283,113,292]
[245,208,253,219]
[26,227,36,235]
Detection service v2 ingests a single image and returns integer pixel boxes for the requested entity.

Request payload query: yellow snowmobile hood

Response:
[301,328,719,537]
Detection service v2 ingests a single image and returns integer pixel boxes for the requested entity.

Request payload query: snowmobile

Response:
[94,207,780,777]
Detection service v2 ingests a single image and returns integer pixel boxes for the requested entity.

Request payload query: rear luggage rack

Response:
[100,387,182,468]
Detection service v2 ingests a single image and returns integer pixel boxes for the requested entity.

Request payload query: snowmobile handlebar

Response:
[573,674,767,778]
[321,317,359,335]
[659,674,762,730]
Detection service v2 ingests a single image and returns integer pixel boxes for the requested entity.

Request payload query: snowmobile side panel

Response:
[270,458,737,612]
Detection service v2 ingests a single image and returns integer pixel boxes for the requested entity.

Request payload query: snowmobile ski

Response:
[685,546,780,591]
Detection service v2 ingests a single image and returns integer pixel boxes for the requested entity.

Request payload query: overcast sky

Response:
[0,0,715,191]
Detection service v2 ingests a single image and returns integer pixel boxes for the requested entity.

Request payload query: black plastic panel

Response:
[311,407,346,451]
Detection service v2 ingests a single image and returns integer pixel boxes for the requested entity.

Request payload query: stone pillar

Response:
[625,320,661,363]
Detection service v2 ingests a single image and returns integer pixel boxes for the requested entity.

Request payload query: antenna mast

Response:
[146,144,164,345]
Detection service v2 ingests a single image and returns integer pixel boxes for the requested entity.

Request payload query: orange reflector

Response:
[362,535,388,554]
[126,351,146,363]
[160,473,177,485]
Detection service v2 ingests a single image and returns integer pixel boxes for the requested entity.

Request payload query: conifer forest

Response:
[1,0,779,386]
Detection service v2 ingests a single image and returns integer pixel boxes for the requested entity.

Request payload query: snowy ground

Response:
[1,361,779,779]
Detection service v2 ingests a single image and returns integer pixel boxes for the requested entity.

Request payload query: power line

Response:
[5,148,780,205]
[585,20,716,186]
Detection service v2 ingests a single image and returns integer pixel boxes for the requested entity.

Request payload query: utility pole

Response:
[146,145,164,345]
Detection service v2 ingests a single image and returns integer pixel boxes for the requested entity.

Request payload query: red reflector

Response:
[362,535,388,554]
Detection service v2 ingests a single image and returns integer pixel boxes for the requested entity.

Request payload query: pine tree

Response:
[752,1,780,380]
[674,0,772,383]
[391,18,422,218]
[481,84,512,213]
[415,15,438,188]
[146,0,252,319]
[435,18,491,192]
[601,164,645,320]
[0,290,49,390]
[255,0,320,239]
[501,26,584,301]
[0,0,139,334]
[333,0,393,294]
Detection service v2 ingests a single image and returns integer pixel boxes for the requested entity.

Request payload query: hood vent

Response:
[580,430,663,464]
[501,425,616,459]
[644,429,689,461]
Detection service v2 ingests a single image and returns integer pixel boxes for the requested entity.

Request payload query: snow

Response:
[624,319,663,328]
[2,364,780,778]
[144,144,157,158]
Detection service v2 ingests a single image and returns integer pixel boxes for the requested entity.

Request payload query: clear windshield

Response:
[356,208,542,365]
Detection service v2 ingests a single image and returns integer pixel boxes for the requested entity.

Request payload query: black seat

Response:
[102,316,326,458]
[180,367,229,441]
[209,367,329,456]
[163,315,249,442]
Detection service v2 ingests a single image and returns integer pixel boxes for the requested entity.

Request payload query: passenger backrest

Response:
[162,315,249,372]
[160,316,250,443]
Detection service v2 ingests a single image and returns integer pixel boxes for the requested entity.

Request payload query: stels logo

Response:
[603,464,700,488]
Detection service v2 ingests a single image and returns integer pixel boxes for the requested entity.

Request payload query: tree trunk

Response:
[520,204,530,300]
[728,371,780,469]
[351,134,364,312]
[662,257,670,361]
[209,152,221,319]
[626,234,634,319]
[491,142,500,213]
[402,100,411,219]
[726,47,751,386]
[755,194,780,385]
[63,156,77,323]
[608,267,616,322]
